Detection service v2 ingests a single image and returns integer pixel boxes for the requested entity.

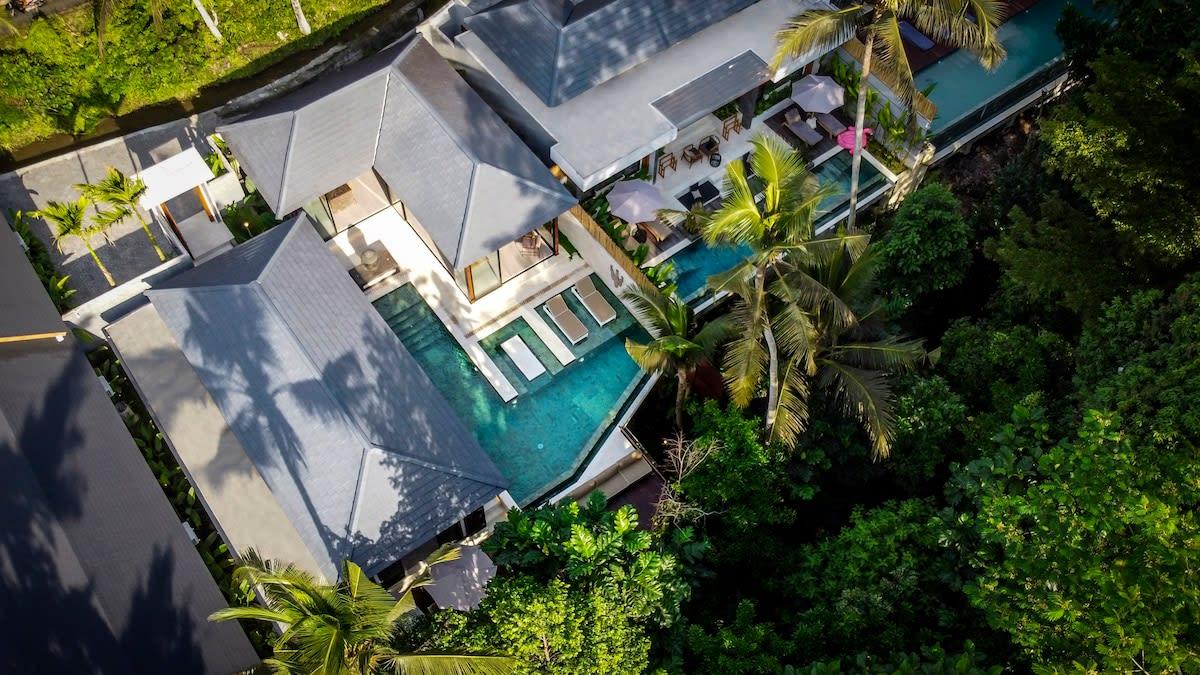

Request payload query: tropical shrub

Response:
[939,319,1070,421]
[8,209,75,311]
[433,496,686,674]
[876,183,972,304]
[886,374,968,493]
[953,407,1200,672]
[786,499,966,662]
[0,0,391,153]
[1042,50,1200,262]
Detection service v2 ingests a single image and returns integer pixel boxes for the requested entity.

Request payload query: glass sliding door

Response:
[453,220,559,302]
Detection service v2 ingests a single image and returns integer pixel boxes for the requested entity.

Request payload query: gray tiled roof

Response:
[652,50,769,128]
[147,217,506,578]
[464,0,759,106]
[0,226,258,673]
[218,36,575,270]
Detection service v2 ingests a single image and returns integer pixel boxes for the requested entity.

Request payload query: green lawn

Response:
[0,0,395,154]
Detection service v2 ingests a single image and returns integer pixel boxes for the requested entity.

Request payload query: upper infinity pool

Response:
[917,0,1100,129]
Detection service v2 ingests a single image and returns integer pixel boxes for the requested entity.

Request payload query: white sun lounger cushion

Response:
[501,336,547,381]
[572,276,617,326]
[543,295,588,345]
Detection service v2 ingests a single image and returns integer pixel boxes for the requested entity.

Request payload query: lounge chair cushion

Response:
[572,277,617,326]
[817,113,847,136]
[544,295,588,344]
[501,336,547,381]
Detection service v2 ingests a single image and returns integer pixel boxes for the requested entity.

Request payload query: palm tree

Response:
[210,548,514,675]
[291,0,311,35]
[773,0,1007,228]
[77,167,167,261]
[699,135,864,434]
[623,287,729,428]
[771,237,924,457]
[37,197,117,287]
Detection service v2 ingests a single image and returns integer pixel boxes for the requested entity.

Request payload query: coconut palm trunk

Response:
[133,210,166,261]
[192,0,223,41]
[675,370,690,429]
[84,241,116,287]
[290,0,311,34]
[759,267,781,432]
[846,25,876,230]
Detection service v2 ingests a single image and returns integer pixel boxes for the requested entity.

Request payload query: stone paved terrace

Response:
[0,117,223,303]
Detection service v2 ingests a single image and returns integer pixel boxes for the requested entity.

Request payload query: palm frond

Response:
[626,339,673,374]
[826,336,925,372]
[772,6,864,70]
[373,652,516,675]
[817,361,896,459]
[871,12,917,105]
[768,353,813,447]
[906,0,1007,70]
[720,291,769,408]
[208,605,292,624]
[622,286,674,338]
[706,159,763,246]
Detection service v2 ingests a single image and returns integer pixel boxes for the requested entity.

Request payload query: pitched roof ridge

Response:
[254,217,306,282]
[454,164,480,268]
[478,161,571,203]
[369,442,506,488]
[275,112,301,214]
[342,447,373,568]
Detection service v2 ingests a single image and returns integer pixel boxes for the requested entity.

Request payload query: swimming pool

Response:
[917,0,1098,129]
[671,152,887,301]
[373,280,646,504]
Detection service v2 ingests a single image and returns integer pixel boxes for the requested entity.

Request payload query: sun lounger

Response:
[543,294,588,344]
[785,109,823,147]
[637,219,673,246]
[501,335,546,381]
[899,21,935,51]
[816,113,847,137]
[571,276,617,327]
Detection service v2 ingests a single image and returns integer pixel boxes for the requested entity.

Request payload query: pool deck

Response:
[326,207,598,403]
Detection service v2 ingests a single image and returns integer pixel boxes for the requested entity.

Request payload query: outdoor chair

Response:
[698,135,721,157]
[681,145,704,167]
[722,114,743,140]
[637,219,672,247]
[817,113,847,137]
[658,151,678,178]
[571,276,617,327]
[785,109,822,147]
[543,294,589,344]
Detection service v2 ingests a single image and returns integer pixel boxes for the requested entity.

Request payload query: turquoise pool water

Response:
[672,153,887,301]
[373,279,646,504]
[917,0,1097,128]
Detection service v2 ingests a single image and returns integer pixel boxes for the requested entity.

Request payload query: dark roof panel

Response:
[0,232,259,674]
[465,0,758,106]
[652,50,769,128]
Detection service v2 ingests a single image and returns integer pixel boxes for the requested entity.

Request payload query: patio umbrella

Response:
[790,75,845,114]
[837,127,873,154]
[607,180,671,224]
[424,546,497,611]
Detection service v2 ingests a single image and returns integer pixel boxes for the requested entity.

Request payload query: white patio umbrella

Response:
[791,75,845,114]
[607,179,672,224]
[424,546,496,611]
